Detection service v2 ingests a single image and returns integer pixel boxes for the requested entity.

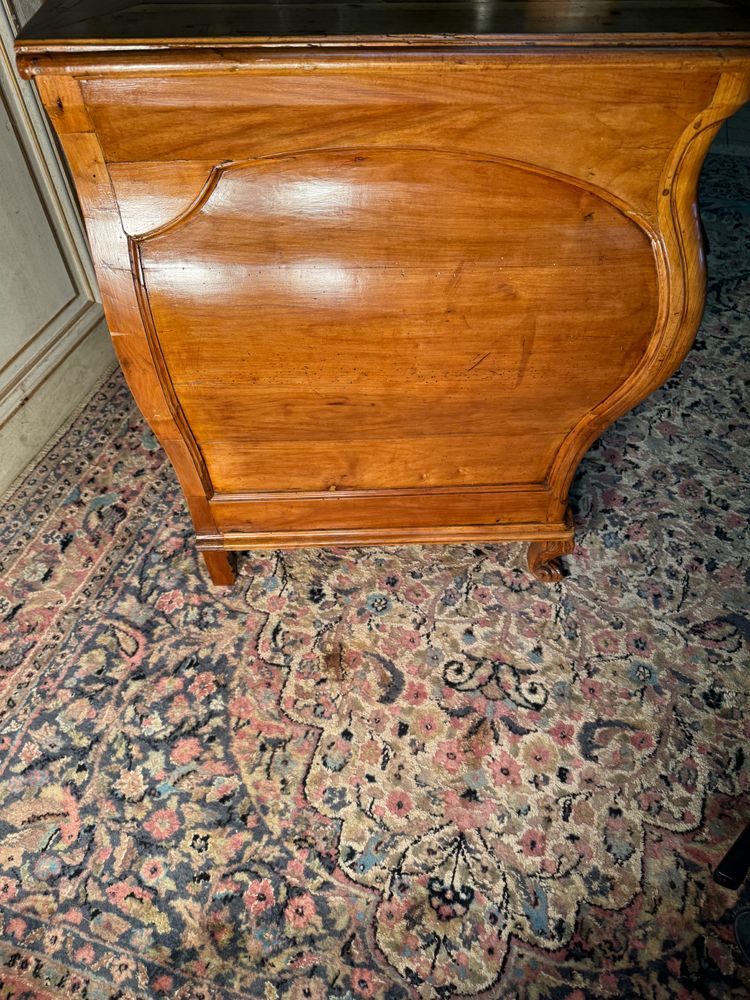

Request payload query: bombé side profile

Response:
[15,1,750,584]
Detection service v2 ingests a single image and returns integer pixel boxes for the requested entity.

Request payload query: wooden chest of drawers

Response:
[17,1,750,585]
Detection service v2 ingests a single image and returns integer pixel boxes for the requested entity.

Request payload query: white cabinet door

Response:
[0,0,114,494]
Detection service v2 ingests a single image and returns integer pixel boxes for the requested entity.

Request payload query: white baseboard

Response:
[0,318,116,496]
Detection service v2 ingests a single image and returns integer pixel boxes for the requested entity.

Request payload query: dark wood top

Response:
[16,1,750,46]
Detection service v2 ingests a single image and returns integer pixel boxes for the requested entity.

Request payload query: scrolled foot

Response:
[527,538,575,583]
[201,549,238,586]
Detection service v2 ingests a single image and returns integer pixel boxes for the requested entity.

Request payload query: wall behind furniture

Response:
[0,0,114,495]
[717,102,750,155]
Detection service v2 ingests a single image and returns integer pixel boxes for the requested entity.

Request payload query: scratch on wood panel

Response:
[447,261,465,295]
[515,322,536,388]
[467,351,491,372]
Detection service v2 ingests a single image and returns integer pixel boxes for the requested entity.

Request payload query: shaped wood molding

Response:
[129,146,660,499]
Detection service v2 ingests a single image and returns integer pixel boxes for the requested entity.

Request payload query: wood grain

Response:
[81,66,718,216]
[200,520,575,556]
[209,488,553,533]
[130,146,657,496]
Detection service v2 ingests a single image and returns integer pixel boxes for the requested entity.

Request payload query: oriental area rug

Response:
[0,153,749,1000]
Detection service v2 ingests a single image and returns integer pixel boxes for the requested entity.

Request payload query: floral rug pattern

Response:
[1,153,749,1000]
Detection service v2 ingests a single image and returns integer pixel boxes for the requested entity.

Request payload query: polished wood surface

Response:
[18,0,750,44]
[134,147,657,495]
[16,5,750,584]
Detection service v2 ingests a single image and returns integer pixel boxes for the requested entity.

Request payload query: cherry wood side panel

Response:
[26,54,750,569]
[132,147,658,496]
[32,74,220,539]
[83,63,721,218]
[143,270,650,386]
[176,382,623,443]
[206,523,575,554]
[201,436,564,496]
[209,488,553,533]
[546,68,750,503]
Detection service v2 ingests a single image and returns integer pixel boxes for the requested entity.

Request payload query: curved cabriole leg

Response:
[201,550,238,586]
[527,537,575,583]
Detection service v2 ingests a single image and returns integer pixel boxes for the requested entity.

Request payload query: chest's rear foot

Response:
[201,550,238,587]
[527,538,575,583]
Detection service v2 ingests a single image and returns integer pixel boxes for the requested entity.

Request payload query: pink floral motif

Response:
[522,737,555,769]
[284,893,318,930]
[581,678,604,700]
[520,829,547,857]
[189,672,217,700]
[489,751,522,786]
[631,731,655,751]
[434,739,464,774]
[0,877,18,902]
[404,681,429,706]
[155,589,184,613]
[75,944,96,965]
[385,789,413,818]
[243,878,275,916]
[549,722,575,746]
[6,918,26,939]
[170,737,201,764]
[107,881,152,908]
[351,968,377,997]
[143,808,180,841]
[442,790,497,832]
[140,859,165,884]
[414,711,441,739]
[228,695,254,719]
